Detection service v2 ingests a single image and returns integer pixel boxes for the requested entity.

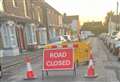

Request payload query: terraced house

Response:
[0,0,47,56]
[43,2,64,40]
[0,0,67,57]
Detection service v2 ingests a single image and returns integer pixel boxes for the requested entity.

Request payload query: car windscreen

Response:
[49,37,60,43]
[63,36,68,40]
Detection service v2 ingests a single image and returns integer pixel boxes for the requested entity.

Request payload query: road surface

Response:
[1,37,120,82]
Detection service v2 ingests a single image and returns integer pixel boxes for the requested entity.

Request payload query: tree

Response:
[70,28,77,35]
[81,21,105,35]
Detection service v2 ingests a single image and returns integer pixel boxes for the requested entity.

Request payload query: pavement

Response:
[1,49,43,68]
[1,37,120,82]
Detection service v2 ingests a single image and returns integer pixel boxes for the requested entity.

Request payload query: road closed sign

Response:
[43,48,74,70]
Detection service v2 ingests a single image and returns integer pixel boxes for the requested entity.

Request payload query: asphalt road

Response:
[1,37,120,82]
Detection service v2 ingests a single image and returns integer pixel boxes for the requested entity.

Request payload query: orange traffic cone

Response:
[24,56,36,80]
[89,50,94,59]
[84,51,98,78]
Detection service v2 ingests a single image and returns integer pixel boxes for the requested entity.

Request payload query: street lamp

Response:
[116,1,119,31]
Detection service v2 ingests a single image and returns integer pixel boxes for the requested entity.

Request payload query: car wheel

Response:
[118,57,120,61]
[118,54,120,61]
[117,48,120,61]
[116,48,119,56]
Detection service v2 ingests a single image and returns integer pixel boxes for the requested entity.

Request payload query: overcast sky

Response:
[45,0,120,24]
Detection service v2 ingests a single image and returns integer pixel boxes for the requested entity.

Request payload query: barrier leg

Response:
[73,63,76,76]
[46,70,48,76]
[42,70,44,80]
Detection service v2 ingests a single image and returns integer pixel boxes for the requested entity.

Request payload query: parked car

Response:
[107,32,120,54]
[63,35,72,42]
[48,36,67,47]
[71,35,79,41]
[105,32,118,49]
[110,38,120,56]
[100,32,120,60]
[80,33,88,40]
[106,35,111,48]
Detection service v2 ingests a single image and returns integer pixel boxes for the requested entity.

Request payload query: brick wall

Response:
[3,0,26,17]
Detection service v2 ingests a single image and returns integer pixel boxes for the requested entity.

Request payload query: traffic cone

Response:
[89,50,93,60]
[24,56,36,80]
[84,51,98,78]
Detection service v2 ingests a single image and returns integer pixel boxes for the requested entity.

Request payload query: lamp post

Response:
[116,1,119,31]
[63,13,67,35]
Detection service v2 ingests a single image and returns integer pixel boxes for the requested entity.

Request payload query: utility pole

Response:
[63,13,67,35]
[117,1,119,15]
[116,1,119,31]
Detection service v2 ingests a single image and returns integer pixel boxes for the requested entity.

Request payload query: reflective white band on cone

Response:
[88,59,94,68]
[27,62,32,71]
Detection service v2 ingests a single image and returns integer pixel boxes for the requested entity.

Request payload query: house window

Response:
[12,0,18,7]
[1,23,18,48]
[25,24,37,45]
[25,26,32,44]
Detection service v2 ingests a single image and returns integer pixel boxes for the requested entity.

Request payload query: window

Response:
[12,0,18,7]
[25,24,37,45]
[25,25,33,44]
[1,23,18,48]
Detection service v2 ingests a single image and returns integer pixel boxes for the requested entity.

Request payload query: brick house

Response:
[0,0,65,56]
[0,0,45,56]
[43,2,63,40]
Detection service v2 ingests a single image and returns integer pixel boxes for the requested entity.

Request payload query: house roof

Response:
[44,2,62,15]
[111,15,120,24]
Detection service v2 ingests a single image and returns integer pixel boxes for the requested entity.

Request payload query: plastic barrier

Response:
[73,41,91,65]
[44,44,51,49]
[42,48,76,80]
[61,42,68,48]
[44,41,91,65]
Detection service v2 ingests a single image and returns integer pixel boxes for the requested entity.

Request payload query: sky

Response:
[45,0,120,25]
[0,0,3,12]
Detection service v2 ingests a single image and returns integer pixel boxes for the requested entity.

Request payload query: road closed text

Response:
[44,48,73,70]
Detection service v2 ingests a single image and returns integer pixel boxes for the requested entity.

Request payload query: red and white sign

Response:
[43,48,74,70]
